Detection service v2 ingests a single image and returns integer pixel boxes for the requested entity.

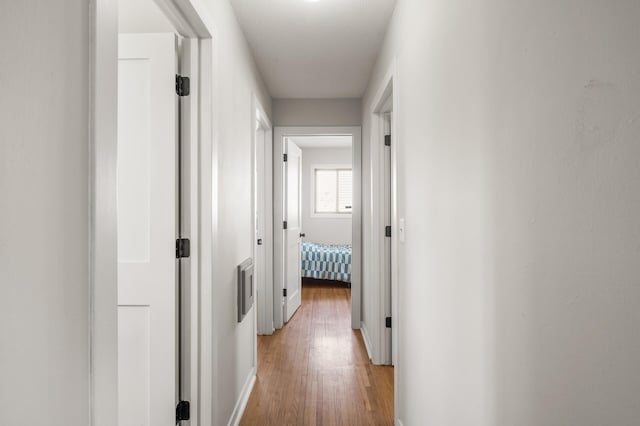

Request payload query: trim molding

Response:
[90,1,119,425]
[360,323,373,360]
[227,367,257,426]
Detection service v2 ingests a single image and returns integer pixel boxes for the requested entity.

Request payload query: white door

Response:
[254,125,266,331]
[383,113,393,364]
[284,139,302,322]
[117,33,178,426]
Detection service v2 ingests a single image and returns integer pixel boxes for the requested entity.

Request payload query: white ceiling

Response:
[289,135,352,149]
[230,0,396,99]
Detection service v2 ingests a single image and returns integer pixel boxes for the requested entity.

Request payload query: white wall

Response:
[0,2,92,425]
[363,1,640,425]
[273,98,362,126]
[200,0,272,424]
[0,2,269,425]
[301,147,352,245]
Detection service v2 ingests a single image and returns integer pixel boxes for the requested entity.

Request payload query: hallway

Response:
[5,0,640,425]
[241,282,394,425]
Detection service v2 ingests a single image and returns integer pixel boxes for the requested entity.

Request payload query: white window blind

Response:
[314,168,352,214]
[337,170,352,212]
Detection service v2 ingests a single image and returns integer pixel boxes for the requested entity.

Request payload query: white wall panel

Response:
[0,2,92,425]
[198,0,272,423]
[117,59,152,263]
[362,1,640,425]
[118,306,151,426]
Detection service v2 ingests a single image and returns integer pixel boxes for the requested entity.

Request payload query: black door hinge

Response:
[176,238,191,258]
[283,288,287,297]
[176,400,190,422]
[385,226,392,237]
[283,153,288,162]
[385,317,392,328]
[283,221,288,230]
[384,134,391,146]
[176,75,190,96]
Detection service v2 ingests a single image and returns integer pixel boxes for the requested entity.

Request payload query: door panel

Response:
[284,140,302,322]
[117,58,152,263]
[118,306,151,426]
[117,33,178,426]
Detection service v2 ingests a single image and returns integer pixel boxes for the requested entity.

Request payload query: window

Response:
[314,168,352,214]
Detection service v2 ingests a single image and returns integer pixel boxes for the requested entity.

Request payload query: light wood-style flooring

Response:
[241,281,394,425]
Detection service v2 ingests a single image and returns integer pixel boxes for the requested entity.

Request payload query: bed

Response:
[301,242,352,284]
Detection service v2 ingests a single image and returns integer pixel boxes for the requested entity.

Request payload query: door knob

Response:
[299,233,306,238]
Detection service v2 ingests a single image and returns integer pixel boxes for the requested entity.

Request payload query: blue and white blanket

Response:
[301,242,352,283]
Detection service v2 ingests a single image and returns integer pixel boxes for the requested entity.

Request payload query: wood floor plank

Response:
[241,282,394,426]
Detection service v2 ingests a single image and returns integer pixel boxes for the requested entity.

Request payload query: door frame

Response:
[283,140,303,323]
[252,96,274,336]
[367,60,400,417]
[272,126,362,330]
[89,1,214,425]
[369,71,397,366]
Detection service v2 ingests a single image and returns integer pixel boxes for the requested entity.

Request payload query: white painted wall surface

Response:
[362,1,640,425]
[273,98,362,126]
[301,147,353,245]
[0,2,91,425]
[199,0,272,424]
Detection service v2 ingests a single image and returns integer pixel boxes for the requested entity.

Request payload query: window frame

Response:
[310,163,353,219]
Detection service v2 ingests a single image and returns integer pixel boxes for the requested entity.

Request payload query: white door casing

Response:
[117,33,177,426]
[284,140,303,322]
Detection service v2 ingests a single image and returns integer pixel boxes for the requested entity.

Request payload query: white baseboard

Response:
[227,367,256,426]
[360,322,373,361]
[395,419,404,426]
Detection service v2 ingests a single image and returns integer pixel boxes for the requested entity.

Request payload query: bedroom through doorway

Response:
[295,135,354,294]
[272,126,362,331]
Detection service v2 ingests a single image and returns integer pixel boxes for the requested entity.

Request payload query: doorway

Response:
[382,111,393,364]
[369,78,397,367]
[271,126,362,330]
[253,99,274,336]
[366,66,400,419]
[91,0,213,424]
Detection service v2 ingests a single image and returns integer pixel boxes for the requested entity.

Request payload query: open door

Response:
[284,139,303,322]
[254,124,266,329]
[117,33,178,426]
[383,113,393,364]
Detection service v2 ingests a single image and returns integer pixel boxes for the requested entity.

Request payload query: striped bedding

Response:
[301,242,352,283]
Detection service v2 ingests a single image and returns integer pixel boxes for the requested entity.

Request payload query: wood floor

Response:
[240,282,394,426]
